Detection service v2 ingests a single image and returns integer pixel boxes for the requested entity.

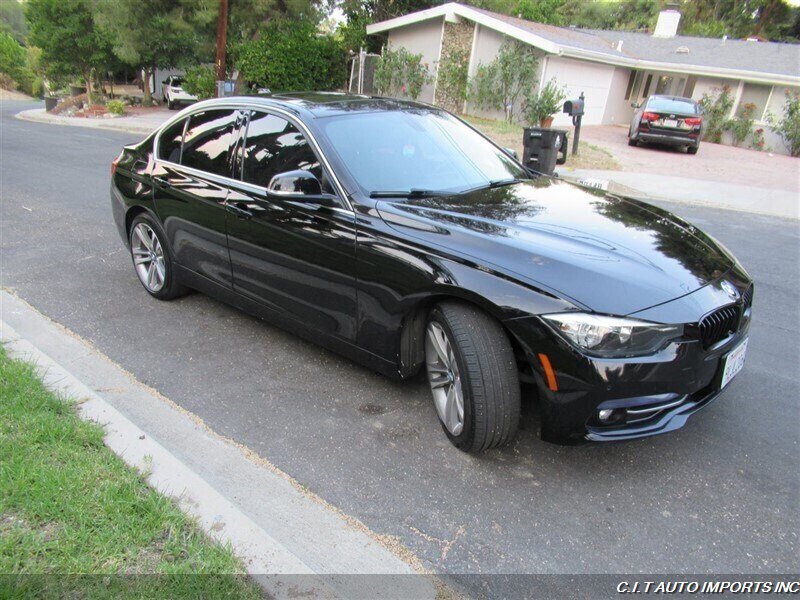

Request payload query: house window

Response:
[655,75,674,95]
[642,74,653,98]
[624,71,636,100]
[737,83,772,121]
[684,77,697,99]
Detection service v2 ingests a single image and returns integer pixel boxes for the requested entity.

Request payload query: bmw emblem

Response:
[720,280,739,300]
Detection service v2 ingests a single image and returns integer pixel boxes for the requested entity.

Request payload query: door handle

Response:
[153,176,171,189]
[226,201,253,220]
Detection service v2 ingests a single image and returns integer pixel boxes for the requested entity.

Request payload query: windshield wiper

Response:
[461,178,527,195]
[369,189,453,199]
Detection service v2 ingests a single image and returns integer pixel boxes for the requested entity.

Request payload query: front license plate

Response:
[663,119,678,128]
[721,338,748,389]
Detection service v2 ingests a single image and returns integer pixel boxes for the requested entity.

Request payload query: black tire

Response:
[628,136,638,147]
[128,212,188,300]
[427,302,520,452]
[167,97,176,110]
[687,144,699,155]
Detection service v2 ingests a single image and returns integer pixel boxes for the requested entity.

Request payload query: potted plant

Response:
[525,79,567,128]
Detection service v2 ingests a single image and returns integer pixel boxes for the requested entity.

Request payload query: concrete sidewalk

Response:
[0,291,438,599]
[558,168,799,220]
[16,106,170,135]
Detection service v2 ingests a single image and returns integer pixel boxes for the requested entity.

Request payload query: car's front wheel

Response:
[687,144,699,155]
[425,302,520,452]
[129,213,187,300]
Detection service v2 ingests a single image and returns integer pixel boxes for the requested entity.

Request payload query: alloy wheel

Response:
[131,222,166,293]
[425,321,465,435]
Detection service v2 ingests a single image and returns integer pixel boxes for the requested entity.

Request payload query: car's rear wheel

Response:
[687,144,699,155]
[628,136,638,147]
[424,302,520,452]
[129,213,187,300]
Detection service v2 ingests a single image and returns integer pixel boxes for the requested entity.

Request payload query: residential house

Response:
[366,2,800,154]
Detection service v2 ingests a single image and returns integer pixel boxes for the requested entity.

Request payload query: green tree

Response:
[338,0,443,53]
[95,0,205,105]
[767,89,800,157]
[25,0,115,97]
[236,20,345,92]
[0,0,27,44]
[470,39,539,123]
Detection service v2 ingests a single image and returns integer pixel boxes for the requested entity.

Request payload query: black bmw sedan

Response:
[111,92,752,452]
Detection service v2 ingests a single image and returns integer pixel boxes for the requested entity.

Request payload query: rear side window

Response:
[647,97,698,114]
[181,109,238,177]
[241,111,324,189]
[157,118,186,162]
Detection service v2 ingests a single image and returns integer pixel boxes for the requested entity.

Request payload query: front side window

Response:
[181,109,238,177]
[318,108,527,196]
[241,111,326,190]
[157,118,186,162]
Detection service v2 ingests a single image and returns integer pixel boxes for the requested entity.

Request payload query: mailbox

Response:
[563,98,584,117]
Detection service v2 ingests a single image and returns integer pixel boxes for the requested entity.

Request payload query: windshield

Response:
[647,97,697,114]
[171,78,184,86]
[317,109,527,196]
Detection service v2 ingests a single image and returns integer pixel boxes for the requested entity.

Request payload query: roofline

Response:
[366,1,800,87]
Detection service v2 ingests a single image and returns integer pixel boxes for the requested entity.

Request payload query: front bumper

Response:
[504,280,752,444]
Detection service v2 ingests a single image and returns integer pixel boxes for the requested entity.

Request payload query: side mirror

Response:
[268,170,323,198]
[503,147,518,159]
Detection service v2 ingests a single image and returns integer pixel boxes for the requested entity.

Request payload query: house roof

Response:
[366,2,800,86]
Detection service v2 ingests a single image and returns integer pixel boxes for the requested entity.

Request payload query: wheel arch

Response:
[397,288,532,379]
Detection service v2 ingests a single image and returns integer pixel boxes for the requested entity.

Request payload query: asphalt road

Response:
[2,99,798,584]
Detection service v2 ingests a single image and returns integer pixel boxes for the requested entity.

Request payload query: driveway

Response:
[2,99,798,595]
[580,124,799,193]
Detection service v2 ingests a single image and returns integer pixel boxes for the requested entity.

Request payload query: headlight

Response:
[542,313,683,358]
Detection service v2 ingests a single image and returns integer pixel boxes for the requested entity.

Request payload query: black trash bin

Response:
[522,128,568,175]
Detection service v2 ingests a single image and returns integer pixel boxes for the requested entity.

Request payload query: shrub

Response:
[699,86,734,143]
[374,46,431,100]
[236,21,345,92]
[524,78,567,126]
[0,31,27,89]
[728,102,755,147]
[182,65,216,100]
[106,99,125,115]
[470,40,539,123]
[767,89,800,157]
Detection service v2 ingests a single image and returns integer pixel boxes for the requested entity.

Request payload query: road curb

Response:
[0,291,438,599]
[15,107,155,135]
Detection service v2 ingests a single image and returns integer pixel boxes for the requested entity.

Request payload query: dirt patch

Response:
[0,89,33,101]
[357,403,387,415]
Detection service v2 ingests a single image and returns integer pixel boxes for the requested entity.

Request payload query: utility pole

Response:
[215,0,229,98]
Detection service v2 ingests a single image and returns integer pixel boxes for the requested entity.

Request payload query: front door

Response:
[225,110,358,340]
[152,108,243,286]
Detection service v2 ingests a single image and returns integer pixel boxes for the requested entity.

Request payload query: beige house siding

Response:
[386,18,445,103]
[602,67,635,125]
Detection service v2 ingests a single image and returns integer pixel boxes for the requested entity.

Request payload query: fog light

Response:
[598,409,614,422]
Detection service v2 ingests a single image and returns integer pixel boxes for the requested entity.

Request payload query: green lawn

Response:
[0,346,261,599]
[462,114,622,171]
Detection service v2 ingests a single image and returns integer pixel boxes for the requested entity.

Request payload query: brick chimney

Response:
[653,9,681,38]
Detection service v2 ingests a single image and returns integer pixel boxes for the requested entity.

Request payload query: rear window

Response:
[157,118,186,162]
[647,97,698,114]
[171,78,184,86]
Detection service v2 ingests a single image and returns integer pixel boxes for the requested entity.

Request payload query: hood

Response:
[376,178,734,315]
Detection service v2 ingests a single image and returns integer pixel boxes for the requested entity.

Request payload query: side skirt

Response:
[174,265,402,380]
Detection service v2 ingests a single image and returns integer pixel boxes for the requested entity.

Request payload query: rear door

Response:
[224,109,358,339]
[152,108,244,286]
